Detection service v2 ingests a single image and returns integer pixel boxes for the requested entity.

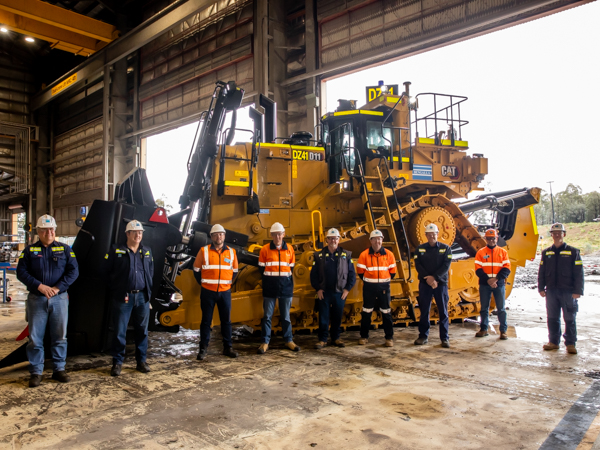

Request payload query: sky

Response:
[147,1,600,209]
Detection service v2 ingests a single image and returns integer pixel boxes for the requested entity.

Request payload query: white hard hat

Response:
[327,228,340,238]
[37,214,57,229]
[425,223,439,233]
[270,222,285,233]
[550,223,566,232]
[210,224,226,235]
[125,220,144,232]
[370,229,384,239]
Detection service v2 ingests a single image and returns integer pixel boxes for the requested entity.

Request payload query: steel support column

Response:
[304,0,318,137]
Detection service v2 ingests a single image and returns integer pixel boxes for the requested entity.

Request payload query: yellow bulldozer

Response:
[158,80,540,333]
[0,80,541,369]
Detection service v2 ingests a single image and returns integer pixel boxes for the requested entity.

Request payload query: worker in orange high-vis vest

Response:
[256,222,300,354]
[356,229,397,347]
[474,229,511,340]
[193,224,239,361]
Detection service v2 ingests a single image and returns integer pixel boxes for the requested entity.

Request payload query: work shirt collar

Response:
[486,244,497,249]
[427,241,440,248]
[270,241,288,250]
[551,242,567,251]
[210,243,230,253]
[34,240,57,248]
[368,246,387,255]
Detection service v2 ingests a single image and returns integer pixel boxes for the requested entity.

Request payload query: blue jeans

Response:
[546,289,578,346]
[26,292,69,375]
[200,288,232,349]
[418,282,449,341]
[317,291,345,342]
[479,284,507,332]
[111,291,149,365]
[261,297,293,344]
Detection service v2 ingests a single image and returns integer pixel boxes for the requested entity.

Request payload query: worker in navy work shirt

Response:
[310,228,356,349]
[413,223,452,348]
[105,220,154,377]
[17,214,79,388]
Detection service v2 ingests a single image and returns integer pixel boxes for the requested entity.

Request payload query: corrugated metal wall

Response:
[0,55,34,124]
[317,0,562,70]
[53,118,104,236]
[139,0,254,130]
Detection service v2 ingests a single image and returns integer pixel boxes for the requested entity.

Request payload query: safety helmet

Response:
[125,220,144,232]
[550,223,566,232]
[270,222,285,233]
[484,229,498,238]
[210,224,226,235]
[36,214,57,229]
[425,223,439,233]
[370,229,384,239]
[326,228,341,238]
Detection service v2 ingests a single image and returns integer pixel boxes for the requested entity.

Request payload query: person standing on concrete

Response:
[105,220,154,376]
[193,224,239,361]
[17,214,79,388]
[474,229,511,340]
[413,224,452,348]
[257,222,300,354]
[310,228,356,349]
[356,229,396,347]
[538,223,584,354]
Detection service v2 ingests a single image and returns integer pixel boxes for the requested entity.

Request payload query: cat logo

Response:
[441,165,459,179]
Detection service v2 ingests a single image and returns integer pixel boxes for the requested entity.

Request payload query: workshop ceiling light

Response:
[0,27,8,33]
[25,37,34,42]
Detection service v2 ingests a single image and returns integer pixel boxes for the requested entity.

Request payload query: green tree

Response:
[584,191,600,221]
[555,184,586,223]
[155,194,173,214]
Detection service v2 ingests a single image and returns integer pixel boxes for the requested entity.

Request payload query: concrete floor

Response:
[1,259,600,450]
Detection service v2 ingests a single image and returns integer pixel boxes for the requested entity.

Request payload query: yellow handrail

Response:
[311,210,325,248]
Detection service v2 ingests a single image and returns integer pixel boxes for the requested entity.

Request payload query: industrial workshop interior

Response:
[1,0,599,448]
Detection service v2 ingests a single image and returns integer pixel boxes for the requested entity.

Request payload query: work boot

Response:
[286,341,301,352]
[314,341,326,349]
[197,347,208,361]
[500,332,508,340]
[111,364,122,377]
[384,339,394,347]
[358,338,368,345]
[52,370,70,383]
[223,347,238,358]
[257,343,269,354]
[543,342,559,351]
[441,340,450,348]
[334,339,346,348]
[567,345,578,355]
[475,329,489,338]
[29,374,42,388]
[414,336,428,345]
[136,361,151,373]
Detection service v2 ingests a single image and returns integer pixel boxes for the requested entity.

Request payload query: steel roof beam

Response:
[31,0,216,111]
[0,10,107,55]
[0,0,118,42]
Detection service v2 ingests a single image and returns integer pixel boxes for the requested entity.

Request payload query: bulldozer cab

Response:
[322,104,394,184]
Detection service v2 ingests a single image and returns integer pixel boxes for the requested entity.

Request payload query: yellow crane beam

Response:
[0,0,118,43]
[0,10,107,55]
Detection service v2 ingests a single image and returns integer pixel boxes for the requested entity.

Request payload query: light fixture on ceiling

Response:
[8,204,23,210]
[0,27,8,33]
[25,37,34,42]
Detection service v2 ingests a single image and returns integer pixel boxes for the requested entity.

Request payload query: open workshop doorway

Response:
[322,1,599,201]
[144,105,255,214]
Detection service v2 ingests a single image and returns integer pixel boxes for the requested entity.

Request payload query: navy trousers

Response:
[417,281,449,342]
[200,288,233,349]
